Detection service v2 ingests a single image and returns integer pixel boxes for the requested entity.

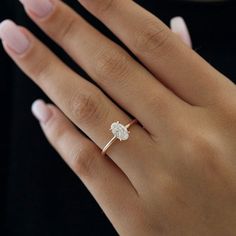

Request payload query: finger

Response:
[170,17,192,48]
[18,0,187,133]
[31,100,141,235]
[0,20,152,188]
[77,0,229,106]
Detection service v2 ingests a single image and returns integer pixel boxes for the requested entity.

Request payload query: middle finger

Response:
[19,0,188,134]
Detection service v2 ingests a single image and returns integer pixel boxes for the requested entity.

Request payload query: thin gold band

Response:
[101,119,138,156]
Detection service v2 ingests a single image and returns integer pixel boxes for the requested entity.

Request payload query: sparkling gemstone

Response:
[110,121,129,141]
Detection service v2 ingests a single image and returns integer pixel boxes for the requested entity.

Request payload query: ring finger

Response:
[0,20,153,189]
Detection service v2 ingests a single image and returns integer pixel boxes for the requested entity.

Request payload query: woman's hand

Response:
[1,0,236,235]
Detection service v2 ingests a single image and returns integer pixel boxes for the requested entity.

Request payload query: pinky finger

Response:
[170,16,192,48]
[31,99,141,235]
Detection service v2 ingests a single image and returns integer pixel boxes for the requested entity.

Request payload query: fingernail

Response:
[170,16,192,48]
[31,99,52,124]
[0,20,30,54]
[19,0,54,18]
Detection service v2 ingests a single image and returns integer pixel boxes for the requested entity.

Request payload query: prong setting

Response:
[110,121,129,141]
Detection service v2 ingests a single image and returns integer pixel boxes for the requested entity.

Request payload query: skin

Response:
[1,0,236,235]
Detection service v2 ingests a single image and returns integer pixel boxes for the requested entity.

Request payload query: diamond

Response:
[110,121,129,141]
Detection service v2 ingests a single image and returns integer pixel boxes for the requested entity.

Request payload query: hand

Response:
[1,0,236,235]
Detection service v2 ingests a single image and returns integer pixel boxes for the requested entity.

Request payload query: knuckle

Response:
[133,19,169,54]
[43,110,71,146]
[23,48,53,83]
[54,16,77,44]
[146,92,169,119]
[183,133,215,156]
[69,89,107,125]
[180,131,221,169]
[44,114,64,141]
[95,0,115,17]
[94,47,130,80]
[71,145,97,177]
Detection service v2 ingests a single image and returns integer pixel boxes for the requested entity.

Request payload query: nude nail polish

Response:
[0,20,30,54]
[19,0,54,18]
[31,100,52,123]
[170,16,192,48]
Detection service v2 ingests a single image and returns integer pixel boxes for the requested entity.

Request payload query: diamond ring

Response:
[101,119,138,156]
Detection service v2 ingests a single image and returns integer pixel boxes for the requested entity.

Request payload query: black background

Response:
[0,0,236,235]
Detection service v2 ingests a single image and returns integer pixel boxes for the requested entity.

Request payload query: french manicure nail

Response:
[0,20,30,54]
[31,100,52,124]
[19,0,54,18]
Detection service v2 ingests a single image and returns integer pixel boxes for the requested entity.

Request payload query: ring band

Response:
[101,119,138,156]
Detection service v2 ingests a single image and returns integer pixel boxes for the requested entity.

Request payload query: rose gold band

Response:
[101,119,138,156]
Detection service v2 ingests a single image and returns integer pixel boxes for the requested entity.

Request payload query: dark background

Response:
[0,0,235,235]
